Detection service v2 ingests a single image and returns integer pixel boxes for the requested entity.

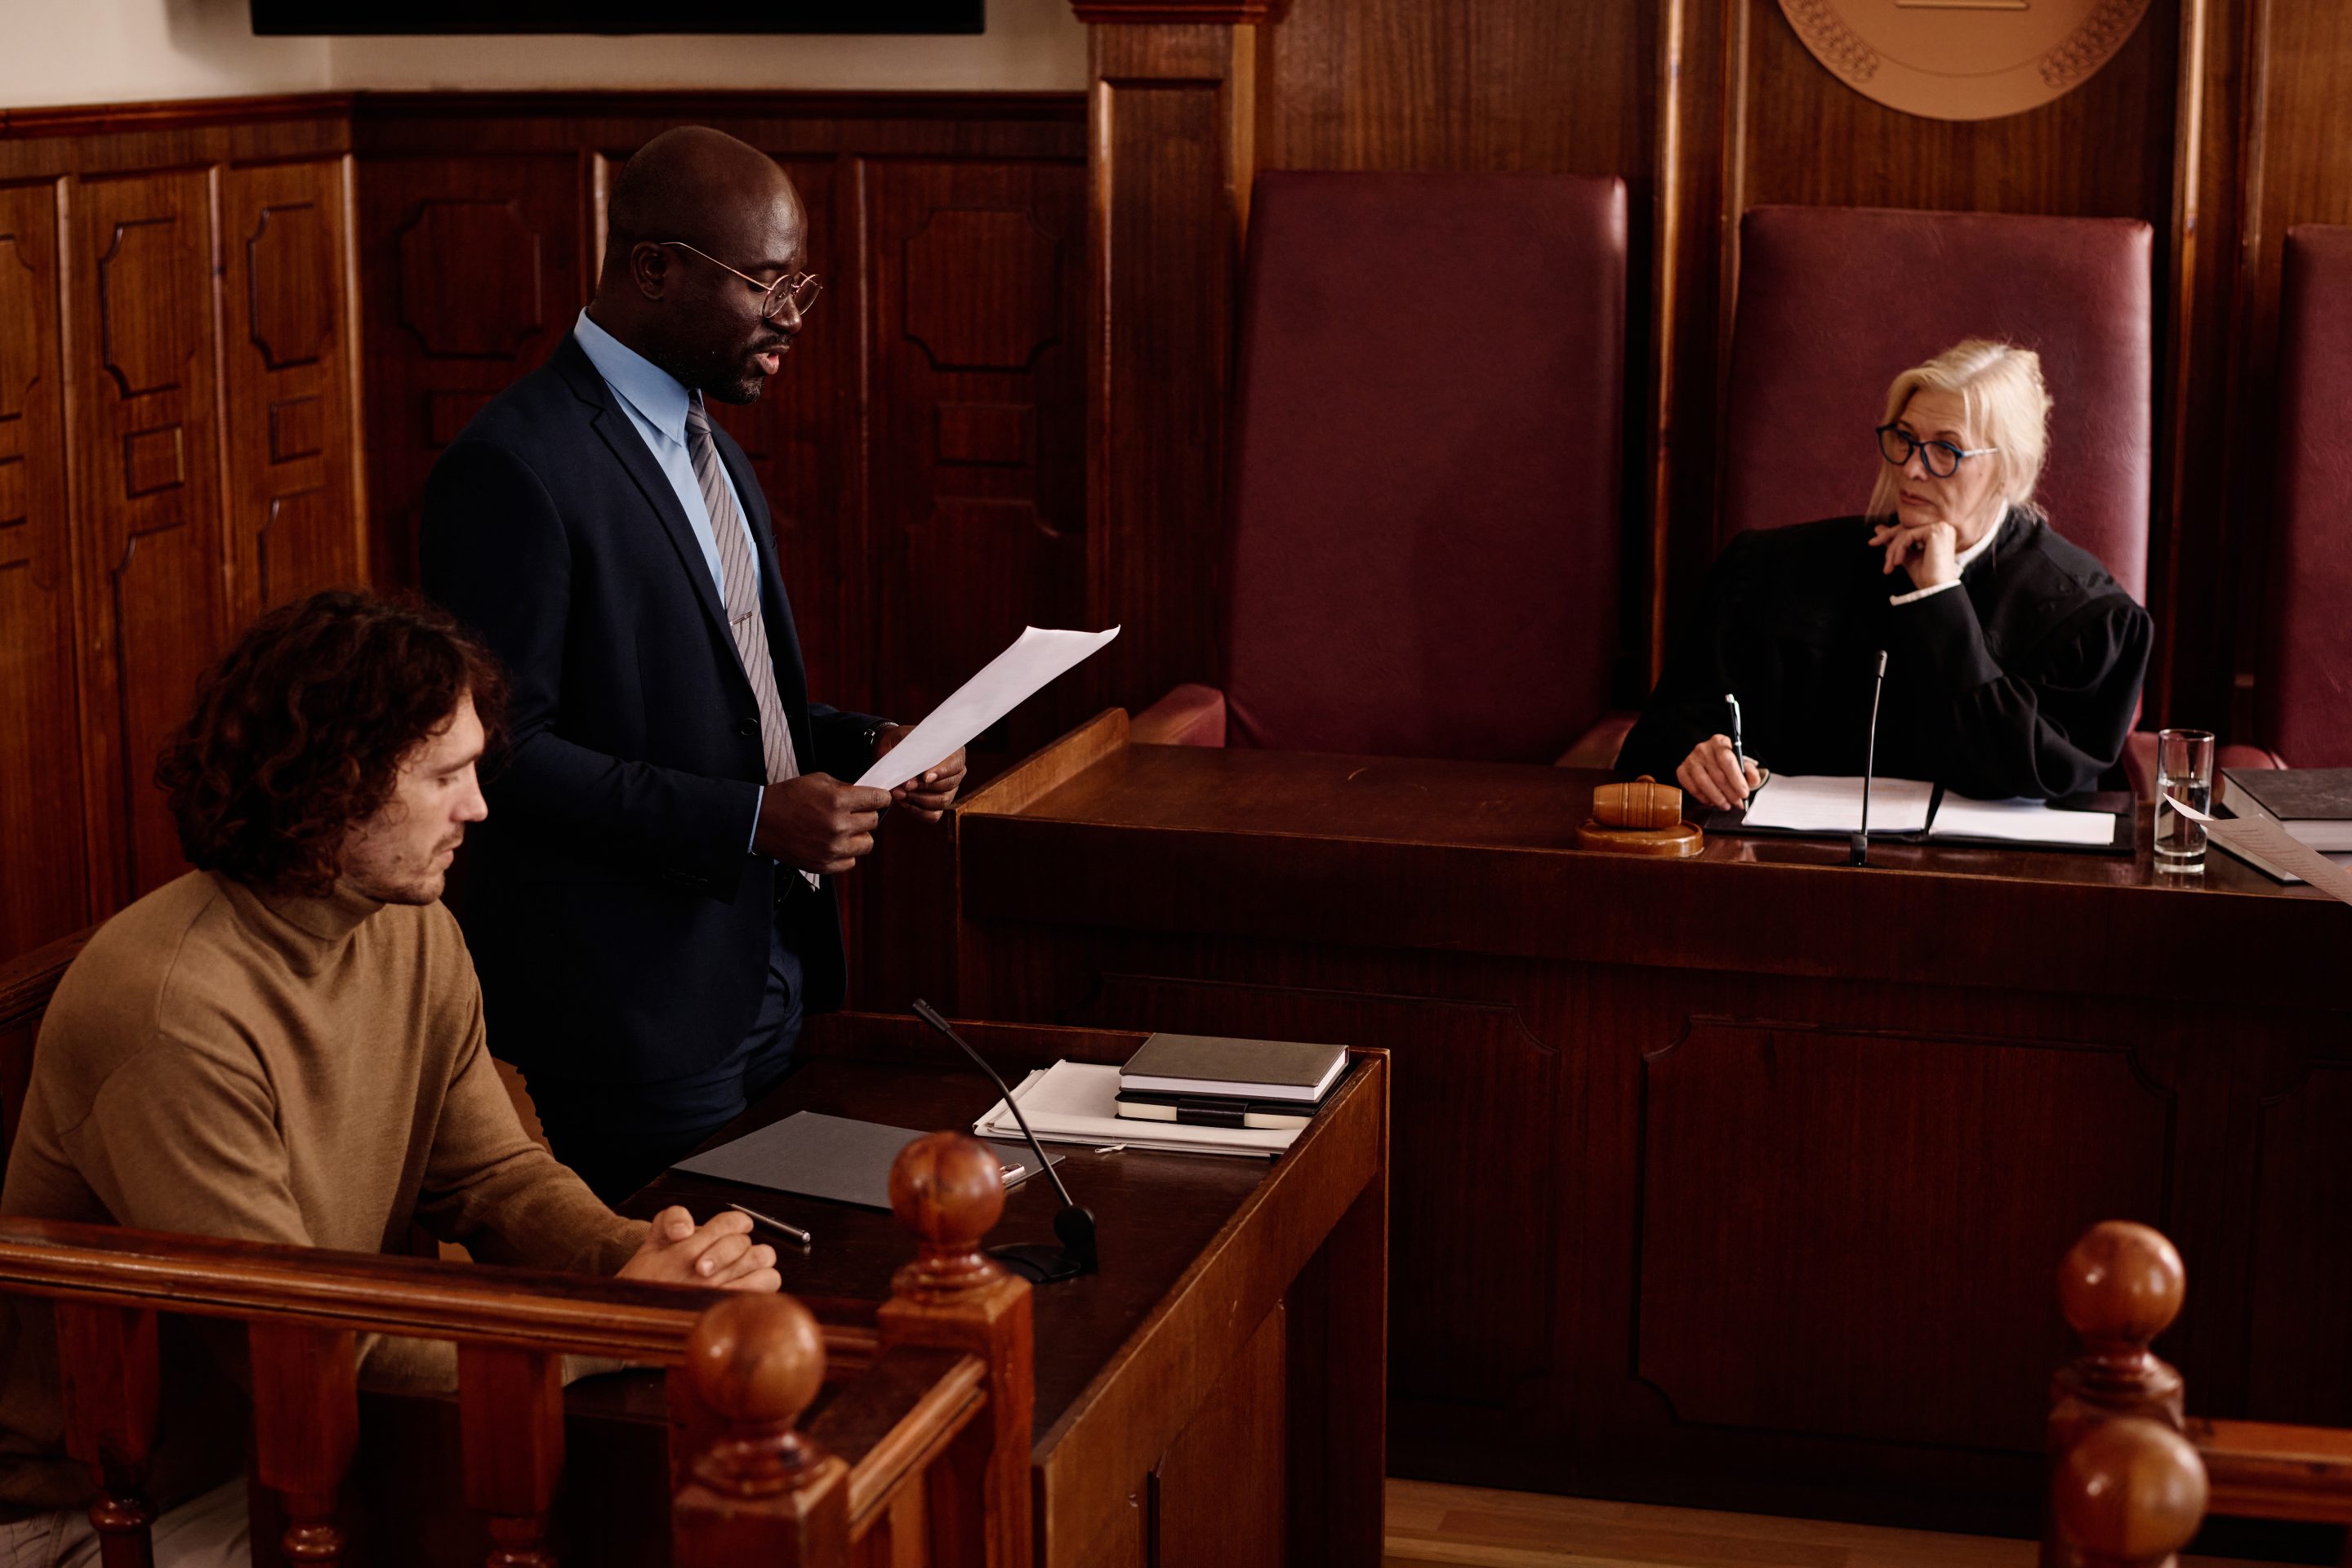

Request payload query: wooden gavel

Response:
[1589,776,1684,830]
[1576,774,1703,858]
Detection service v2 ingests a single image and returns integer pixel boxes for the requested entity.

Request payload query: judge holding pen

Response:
[1616,339,2151,813]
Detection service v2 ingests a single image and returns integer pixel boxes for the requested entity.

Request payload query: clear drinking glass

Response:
[2153,728,2216,872]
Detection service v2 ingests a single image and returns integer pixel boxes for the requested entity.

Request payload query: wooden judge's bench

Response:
[951,711,2352,1535]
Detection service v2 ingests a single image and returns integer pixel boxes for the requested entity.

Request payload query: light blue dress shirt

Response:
[572,308,760,600]
[572,308,774,849]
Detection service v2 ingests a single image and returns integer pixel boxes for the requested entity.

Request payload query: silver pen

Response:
[727,1200,813,1247]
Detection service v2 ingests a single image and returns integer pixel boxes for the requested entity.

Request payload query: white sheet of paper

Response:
[1928,794,2118,848]
[1740,773,1934,835]
[2172,794,2352,908]
[857,625,1120,791]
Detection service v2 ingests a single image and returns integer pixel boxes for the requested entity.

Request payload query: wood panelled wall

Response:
[1073,0,2352,742]
[11,1,2352,964]
[0,104,363,964]
[0,92,1089,1000]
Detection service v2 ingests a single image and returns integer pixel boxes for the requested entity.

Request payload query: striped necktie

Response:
[684,396,800,788]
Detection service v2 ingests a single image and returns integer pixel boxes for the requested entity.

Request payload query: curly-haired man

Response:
[0,592,779,1564]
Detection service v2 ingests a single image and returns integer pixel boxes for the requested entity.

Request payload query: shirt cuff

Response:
[1889,580,1963,607]
[751,783,822,891]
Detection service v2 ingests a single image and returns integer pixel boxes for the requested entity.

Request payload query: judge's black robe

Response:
[1617,511,2153,801]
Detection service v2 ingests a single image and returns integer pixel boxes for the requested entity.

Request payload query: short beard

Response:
[706,374,767,407]
[341,865,447,907]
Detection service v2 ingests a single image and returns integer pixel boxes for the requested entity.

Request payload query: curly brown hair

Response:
[158,591,507,895]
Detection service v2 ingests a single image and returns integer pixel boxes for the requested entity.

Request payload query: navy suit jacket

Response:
[421,334,881,1084]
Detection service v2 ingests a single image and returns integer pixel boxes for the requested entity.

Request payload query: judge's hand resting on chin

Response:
[1869,516,1961,590]
[1677,733,1764,813]
[618,1205,781,1292]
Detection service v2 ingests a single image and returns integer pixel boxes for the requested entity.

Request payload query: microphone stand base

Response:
[991,1242,1090,1285]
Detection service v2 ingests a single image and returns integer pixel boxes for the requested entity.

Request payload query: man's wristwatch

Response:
[862,721,897,760]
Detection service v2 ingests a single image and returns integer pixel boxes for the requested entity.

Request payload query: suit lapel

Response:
[554,336,739,663]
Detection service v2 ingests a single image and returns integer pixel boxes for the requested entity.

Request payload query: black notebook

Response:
[1119,1033,1348,1104]
[2225,768,2352,851]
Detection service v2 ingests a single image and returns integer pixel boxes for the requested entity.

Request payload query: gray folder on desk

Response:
[672,1111,1057,1211]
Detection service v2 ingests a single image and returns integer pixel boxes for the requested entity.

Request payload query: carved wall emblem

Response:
[1777,0,2154,122]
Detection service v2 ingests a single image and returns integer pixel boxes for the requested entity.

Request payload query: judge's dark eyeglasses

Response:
[658,240,823,327]
[1876,424,1997,479]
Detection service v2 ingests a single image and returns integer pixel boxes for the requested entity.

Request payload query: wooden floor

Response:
[1383,1480,2283,1568]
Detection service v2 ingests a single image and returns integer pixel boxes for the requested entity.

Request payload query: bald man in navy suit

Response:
[424,127,964,1199]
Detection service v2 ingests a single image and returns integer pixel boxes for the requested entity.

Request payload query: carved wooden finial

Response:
[682,1294,827,1499]
[2059,1222,2185,1395]
[2052,1417,2208,1568]
[889,1131,1007,1299]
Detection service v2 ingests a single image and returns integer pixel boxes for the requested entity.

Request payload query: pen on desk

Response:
[1724,692,1748,802]
[727,1201,812,1248]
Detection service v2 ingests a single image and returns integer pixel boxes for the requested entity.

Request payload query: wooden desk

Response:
[604,1013,1389,1568]
[951,711,2352,1535]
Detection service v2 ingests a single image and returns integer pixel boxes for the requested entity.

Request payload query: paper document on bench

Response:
[1927,794,2118,848]
[857,625,1120,791]
[2168,793,2352,909]
[1740,773,1934,835]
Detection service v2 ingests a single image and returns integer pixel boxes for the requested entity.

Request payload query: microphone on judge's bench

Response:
[911,998,1098,1284]
[1851,648,1890,868]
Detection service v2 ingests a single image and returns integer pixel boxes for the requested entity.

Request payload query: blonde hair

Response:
[1865,340,2054,523]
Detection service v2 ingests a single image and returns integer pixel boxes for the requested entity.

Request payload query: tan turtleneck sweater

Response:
[0,870,648,1510]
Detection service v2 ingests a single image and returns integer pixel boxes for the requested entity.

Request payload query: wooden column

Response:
[2051,1418,2209,1568]
[249,1323,359,1566]
[878,1131,1035,1568]
[1071,0,1273,713]
[53,1302,160,1567]
[457,1344,564,1568]
[2045,1222,2189,1568]
[670,1294,848,1566]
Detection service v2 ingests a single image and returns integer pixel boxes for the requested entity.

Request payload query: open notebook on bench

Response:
[1716,773,2127,853]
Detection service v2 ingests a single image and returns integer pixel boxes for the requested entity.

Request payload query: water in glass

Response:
[2154,775,2210,868]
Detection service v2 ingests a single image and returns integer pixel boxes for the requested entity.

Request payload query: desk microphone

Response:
[1851,649,1888,867]
[911,998,1098,1284]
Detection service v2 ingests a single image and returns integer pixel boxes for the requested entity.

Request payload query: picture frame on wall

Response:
[249,0,985,34]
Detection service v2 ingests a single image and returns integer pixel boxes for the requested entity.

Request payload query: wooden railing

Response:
[0,1129,1031,1567]
[2044,1221,2352,1567]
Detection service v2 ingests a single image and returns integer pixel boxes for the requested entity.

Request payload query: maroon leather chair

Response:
[1574,204,2158,774]
[1721,204,2154,595]
[1134,171,1626,764]
[2252,225,2352,767]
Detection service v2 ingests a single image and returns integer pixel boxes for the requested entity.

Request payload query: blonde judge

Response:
[1619,340,2153,807]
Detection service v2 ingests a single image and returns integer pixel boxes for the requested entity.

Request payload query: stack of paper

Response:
[1740,774,1934,835]
[974,1061,1298,1158]
[1927,794,2118,848]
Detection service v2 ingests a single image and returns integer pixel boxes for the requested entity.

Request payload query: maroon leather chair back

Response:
[2262,226,2352,765]
[1721,205,2154,599]
[1220,172,1626,761]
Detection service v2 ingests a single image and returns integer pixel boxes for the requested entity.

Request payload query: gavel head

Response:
[1592,775,1685,831]
[2060,1221,2185,1352]
[889,1130,1006,1294]
[684,1292,826,1435]
[2052,1416,2207,1563]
